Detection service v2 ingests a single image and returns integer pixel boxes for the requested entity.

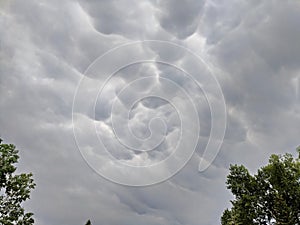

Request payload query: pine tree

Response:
[85,219,92,225]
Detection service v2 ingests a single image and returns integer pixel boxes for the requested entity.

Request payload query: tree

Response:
[221,148,300,225]
[0,138,36,225]
[85,220,91,225]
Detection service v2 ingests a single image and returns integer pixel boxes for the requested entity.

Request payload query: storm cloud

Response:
[0,0,300,224]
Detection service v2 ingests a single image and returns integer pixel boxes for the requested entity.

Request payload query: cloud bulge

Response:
[0,0,300,224]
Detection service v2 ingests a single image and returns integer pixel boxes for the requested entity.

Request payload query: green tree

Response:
[221,148,300,225]
[0,138,36,225]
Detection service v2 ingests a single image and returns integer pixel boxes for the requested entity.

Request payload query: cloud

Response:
[155,0,206,39]
[0,0,300,225]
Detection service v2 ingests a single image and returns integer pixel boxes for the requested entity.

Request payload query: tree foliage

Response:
[221,148,300,225]
[0,138,36,225]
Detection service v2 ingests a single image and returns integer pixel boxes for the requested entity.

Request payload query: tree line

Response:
[1,138,299,224]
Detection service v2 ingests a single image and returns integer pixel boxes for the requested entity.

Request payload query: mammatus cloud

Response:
[72,40,226,186]
[0,0,300,224]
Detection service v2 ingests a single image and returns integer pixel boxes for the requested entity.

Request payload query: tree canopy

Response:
[0,138,36,225]
[221,148,300,225]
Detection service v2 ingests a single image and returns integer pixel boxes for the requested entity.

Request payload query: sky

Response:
[0,0,300,224]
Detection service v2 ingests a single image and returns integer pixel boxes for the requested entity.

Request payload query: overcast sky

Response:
[1,0,300,224]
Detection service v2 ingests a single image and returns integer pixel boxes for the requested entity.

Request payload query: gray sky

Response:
[1,0,300,224]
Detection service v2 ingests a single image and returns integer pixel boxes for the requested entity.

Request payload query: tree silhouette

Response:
[85,219,91,225]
